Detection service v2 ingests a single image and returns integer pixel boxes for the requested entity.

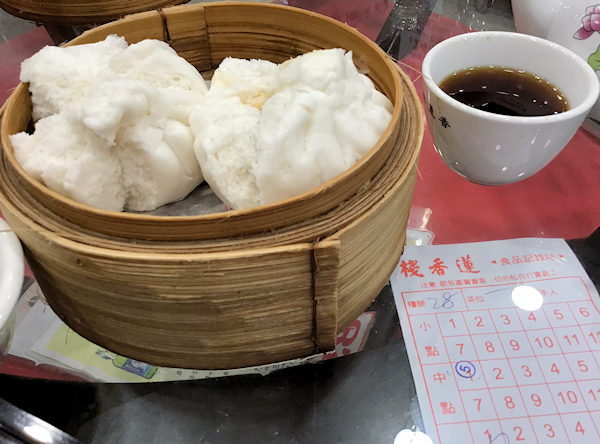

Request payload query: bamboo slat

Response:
[163,4,211,72]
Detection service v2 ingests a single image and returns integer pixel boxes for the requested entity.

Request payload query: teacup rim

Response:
[422,31,600,123]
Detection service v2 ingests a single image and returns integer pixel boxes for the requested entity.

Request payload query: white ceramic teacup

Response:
[422,31,600,185]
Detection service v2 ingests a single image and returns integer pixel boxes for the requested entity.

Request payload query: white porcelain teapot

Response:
[513,0,600,121]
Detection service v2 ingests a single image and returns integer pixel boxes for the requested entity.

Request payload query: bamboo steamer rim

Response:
[0,0,190,25]
[0,2,403,241]
[0,65,423,262]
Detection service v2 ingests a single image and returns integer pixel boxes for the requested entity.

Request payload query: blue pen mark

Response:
[455,360,476,379]
[427,291,458,310]
[485,288,510,295]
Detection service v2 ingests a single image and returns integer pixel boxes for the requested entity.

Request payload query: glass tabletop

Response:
[0,0,599,442]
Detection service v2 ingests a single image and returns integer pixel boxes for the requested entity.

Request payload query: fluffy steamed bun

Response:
[106,38,208,96]
[12,36,206,212]
[20,35,128,121]
[190,49,393,210]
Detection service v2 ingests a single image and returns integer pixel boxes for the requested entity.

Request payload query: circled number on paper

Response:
[455,360,476,379]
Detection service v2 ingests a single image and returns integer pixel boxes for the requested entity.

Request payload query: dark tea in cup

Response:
[439,66,569,117]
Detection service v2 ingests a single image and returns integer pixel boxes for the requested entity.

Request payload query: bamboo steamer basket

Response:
[0,0,189,25]
[0,3,424,369]
[1,2,404,242]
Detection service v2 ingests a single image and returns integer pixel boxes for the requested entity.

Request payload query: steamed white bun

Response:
[12,36,205,212]
[210,57,278,109]
[12,114,126,211]
[20,35,128,121]
[191,49,393,209]
[106,39,208,96]
[192,93,261,209]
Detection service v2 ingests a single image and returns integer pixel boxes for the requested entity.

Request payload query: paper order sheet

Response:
[391,238,600,444]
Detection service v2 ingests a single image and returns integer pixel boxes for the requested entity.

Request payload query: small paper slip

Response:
[390,238,600,444]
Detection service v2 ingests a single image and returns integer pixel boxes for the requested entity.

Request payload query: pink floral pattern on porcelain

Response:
[574,4,600,70]
[574,4,600,39]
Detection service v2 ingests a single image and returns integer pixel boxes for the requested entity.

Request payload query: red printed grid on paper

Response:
[401,276,600,444]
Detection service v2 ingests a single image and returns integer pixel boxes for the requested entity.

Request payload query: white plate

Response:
[0,218,24,330]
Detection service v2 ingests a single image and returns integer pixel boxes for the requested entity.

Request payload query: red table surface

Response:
[1,4,599,379]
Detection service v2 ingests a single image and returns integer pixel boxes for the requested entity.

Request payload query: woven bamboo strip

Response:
[312,240,341,350]
[163,4,211,72]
